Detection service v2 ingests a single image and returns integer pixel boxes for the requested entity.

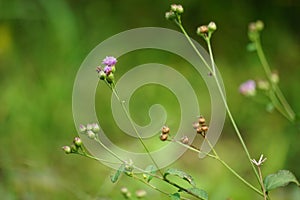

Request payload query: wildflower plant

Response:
[63,4,300,200]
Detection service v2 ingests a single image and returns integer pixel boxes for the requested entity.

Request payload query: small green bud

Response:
[170,4,184,14]
[135,189,147,198]
[165,11,176,20]
[86,123,93,131]
[98,70,106,80]
[106,73,115,84]
[70,144,78,153]
[270,71,279,84]
[208,21,217,32]
[248,22,257,32]
[92,123,100,132]
[73,137,82,147]
[79,124,86,134]
[257,79,270,90]
[121,187,129,194]
[62,146,71,154]
[87,130,96,139]
[111,66,116,73]
[255,20,264,31]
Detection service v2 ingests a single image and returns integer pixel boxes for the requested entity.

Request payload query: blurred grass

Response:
[0,0,300,199]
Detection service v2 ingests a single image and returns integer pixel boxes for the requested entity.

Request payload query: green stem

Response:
[257,166,268,200]
[175,21,261,184]
[205,138,264,196]
[173,138,263,196]
[109,82,163,175]
[267,90,291,120]
[254,37,295,121]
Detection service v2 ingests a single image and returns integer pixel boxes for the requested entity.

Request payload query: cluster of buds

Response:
[165,4,184,21]
[196,22,217,39]
[248,20,264,42]
[160,125,170,141]
[120,187,147,199]
[79,123,100,139]
[193,116,209,137]
[96,56,117,84]
[62,137,83,154]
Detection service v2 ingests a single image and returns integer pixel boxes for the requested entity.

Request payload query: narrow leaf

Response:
[187,187,208,200]
[164,168,196,187]
[110,164,125,183]
[169,193,180,200]
[143,165,157,183]
[264,170,300,191]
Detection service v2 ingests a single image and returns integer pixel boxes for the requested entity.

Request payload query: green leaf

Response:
[163,168,196,187]
[110,164,125,183]
[264,170,300,191]
[143,165,156,183]
[187,187,208,200]
[169,193,180,200]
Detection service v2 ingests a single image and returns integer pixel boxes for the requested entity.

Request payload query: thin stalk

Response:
[175,20,260,183]
[109,83,163,175]
[173,137,263,196]
[254,37,295,121]
[257,166,268,200]
[268,90,291,120]
[205,138,264,196]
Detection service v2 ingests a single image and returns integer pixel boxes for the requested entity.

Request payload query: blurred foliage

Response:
[0,0,299,199]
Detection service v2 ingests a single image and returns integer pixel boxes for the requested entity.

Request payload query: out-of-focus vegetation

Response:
[0,0,299,199]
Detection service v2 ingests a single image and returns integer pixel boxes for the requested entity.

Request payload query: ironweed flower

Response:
[239,80,256,96]
[102,56,117,67]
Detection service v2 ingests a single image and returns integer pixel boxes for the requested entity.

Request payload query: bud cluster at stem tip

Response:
[165,4,184,21]
[96,56,117,84]
[196,21,217,39]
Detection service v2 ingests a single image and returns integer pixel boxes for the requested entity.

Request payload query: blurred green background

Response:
[1,0,299,199]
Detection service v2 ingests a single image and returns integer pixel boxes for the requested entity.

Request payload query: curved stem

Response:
[175,21,260,184]
[109,82,163,175]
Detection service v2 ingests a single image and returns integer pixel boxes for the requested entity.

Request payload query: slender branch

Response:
[254,37,295,121]
[175,21,261,183]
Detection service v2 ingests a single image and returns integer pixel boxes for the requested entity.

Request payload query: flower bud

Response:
[136,189,147,198]
[79,124,86,133]
[198,116,206,125]
[62,146,71,154]
[73,137,82,147]
[87,130,96,139]
[160,133,168,141]
[255,20,264,31]
[111,66,116,73]
[161,125,170,134]
[70,144,78,153]
[180,136,189,144]
[257,79,269,90]
[201,125,209,132]
[106,73,115,84]
[92,123,100,132]
[196,25,209,36]
[120,187,129,194]
[192,122,200,129]
[270,71,279,84]
[165,11,176,20]
[98,70,106,80]
[208,22,217,32]
[86,123,93,131]
[196,126,203,134]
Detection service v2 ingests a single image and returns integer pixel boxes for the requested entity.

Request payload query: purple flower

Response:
[104,65,112,75]
[239,80,256,96]
[102,56,117,67]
